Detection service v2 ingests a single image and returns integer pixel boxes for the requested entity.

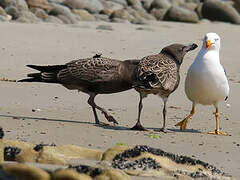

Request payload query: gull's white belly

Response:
[185,63,229,105]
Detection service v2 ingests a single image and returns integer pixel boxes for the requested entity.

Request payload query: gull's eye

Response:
[215,38,219,41]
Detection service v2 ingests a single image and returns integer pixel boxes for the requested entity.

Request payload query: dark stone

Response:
[127,0,143,9]
[140,0,154,11]
[195,2,203,19]
[4,146,21,161]
[5,6,20,20]
[0,127,4,139]
[33,143,56,152]
[202,0,240,24]
[234,0,240,13]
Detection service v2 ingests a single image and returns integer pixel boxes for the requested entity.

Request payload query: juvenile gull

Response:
[175,33,230,135]
[19,54,139,125]
[132,43,198,132]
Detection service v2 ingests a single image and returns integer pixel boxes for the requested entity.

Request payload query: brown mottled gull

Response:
[132,43,198,132]
[19,54,139,125]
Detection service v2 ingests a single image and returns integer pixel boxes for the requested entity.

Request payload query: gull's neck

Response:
[196,47,220,63]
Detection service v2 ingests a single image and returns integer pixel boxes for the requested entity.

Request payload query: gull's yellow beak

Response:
[206,40,212,48]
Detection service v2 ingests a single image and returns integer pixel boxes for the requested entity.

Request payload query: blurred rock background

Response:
[0,0,240,24]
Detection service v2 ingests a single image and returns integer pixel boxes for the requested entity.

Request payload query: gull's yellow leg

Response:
[175,103,196,130]
[208,107,228,136]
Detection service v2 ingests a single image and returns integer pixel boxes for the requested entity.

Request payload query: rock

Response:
[94,14,110,21]
[72,9,96,21]
[150,0,171,10]
[0,0,28,11]
[44,15,63,23]
[26,0,52,11]
[234,0,240,13]
[185,0,200,3]
[151,8,168,20]
[0,6,8,17]
[49,3,78,24]
[0,15,9,21]
[101,1,124,13]
[169,0,185,6]
[96,24,113,30]
[127,0,143,10]
[105,0,127,6]
[110,17,129,23]
[30,7,48,20]
[164,5,199,23]
[17,10,42,23]
[180,2,198,11]
[135,7,156,20]
[48,0,65,3]
[140,0,154,11]
[195,2,203,19]
[0,0,11,8]
[110,8,134,22]
[126,7,149,24]
[202,0,240,24]
[99,8,112,16]
[5,6,20,20]
[62,0,104,13]
[56,14,71,23]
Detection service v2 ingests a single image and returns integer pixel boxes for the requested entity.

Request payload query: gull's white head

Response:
[202,32,221,51]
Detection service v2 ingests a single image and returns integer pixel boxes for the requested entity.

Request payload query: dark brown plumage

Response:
[19,54,139,125]
[132,43,198,132]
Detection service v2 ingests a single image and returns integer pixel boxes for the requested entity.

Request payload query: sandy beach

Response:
[0,20,239,178]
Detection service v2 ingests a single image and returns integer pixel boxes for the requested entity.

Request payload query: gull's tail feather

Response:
[18,64,67,83]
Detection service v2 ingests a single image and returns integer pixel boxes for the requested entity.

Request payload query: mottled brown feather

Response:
[57,57,122,84]
[138,53,179,93]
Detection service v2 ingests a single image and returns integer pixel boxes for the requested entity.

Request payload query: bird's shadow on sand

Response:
[0,114,202,133]
[0,114,130,130]
[148,127,202,134]
[0,114,94,125]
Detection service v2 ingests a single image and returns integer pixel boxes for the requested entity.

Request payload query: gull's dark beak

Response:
[185,43,198,52]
